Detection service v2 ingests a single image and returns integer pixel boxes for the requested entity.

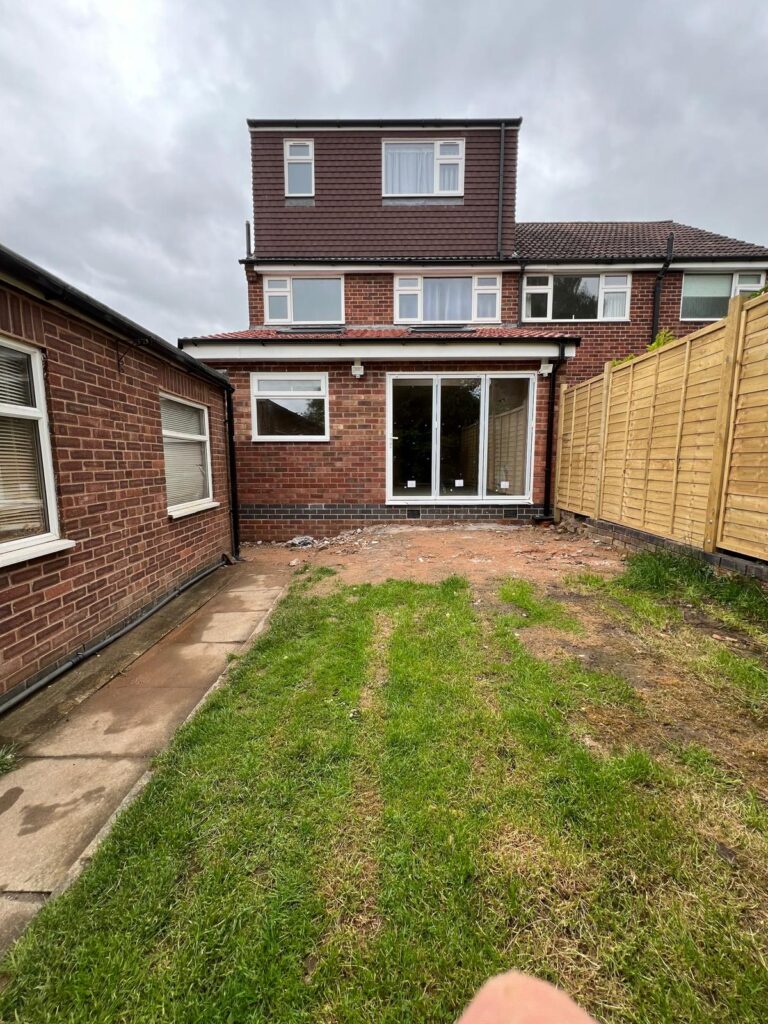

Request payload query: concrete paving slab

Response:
[0,756,147,892]
[175,611,263,644]
[202,590,284,614]
[0,894,47,951]
[24,682,205,758]
[108,642,232,691]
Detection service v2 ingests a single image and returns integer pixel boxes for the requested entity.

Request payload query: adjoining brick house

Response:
[0,243,237,711]
[180,117,768,541]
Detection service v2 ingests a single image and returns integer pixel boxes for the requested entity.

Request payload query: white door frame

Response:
[385,371,537,504]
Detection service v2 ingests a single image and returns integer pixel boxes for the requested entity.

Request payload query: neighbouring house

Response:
[0,243,236,712]
[177,117,768,542]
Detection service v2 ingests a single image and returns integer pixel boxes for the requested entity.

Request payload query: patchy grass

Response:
[0,744,16,776]
[1,568,767,1023]
[499,578,580,631]
[570,554,768,718]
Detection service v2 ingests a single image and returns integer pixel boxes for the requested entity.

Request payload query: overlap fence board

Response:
[556,292,768,564]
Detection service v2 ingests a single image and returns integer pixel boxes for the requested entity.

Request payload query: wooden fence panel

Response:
[555,291,768,564]
[555,375,604,516]
[717,294,768,560]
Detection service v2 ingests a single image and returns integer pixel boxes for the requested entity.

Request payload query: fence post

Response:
[593,361,612,520]
[553,381,567,523]
[702,294,745,553]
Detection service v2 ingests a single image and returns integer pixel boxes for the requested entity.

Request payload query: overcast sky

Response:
[1,0,767,341]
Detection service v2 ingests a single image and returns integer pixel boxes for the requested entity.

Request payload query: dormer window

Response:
[284,140,314,197]
[383,140,465,197]
[264,276,344,325]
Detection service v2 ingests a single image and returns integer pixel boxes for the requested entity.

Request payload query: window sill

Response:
[386,497,533,506]
[522,318,631,325]
[168,500,220,520]
[252,436,330,443]
[0,537,77,570]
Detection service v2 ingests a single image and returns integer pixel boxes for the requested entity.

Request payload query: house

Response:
[0,243,237,712]
[179,117,768,542]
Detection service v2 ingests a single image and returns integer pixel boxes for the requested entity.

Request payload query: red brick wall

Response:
[0,283,233,703]
[209,358,551,540]
[251,126,518,259]
[247,269,521,329]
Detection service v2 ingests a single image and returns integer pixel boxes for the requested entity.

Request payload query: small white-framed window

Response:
[382,139,465,197]
[160,394,214,517]
[284,139,314,197]
[263,276,344,325]
[680,271,766,321]
[522,273,631,322]
[251,372,330,442]
[394,275,500,324]
[0,336,62,560]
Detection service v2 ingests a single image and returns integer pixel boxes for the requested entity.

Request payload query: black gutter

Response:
[0,242,230,391]
[180,334,581,347]
[650,231,675,344]
[248,117,522,130]
[542,341,568,517]
[225,387,241,559]
[496,122,506,259]
[0,559,226,716]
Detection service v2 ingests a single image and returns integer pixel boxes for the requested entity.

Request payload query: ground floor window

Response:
[160,394,213,515]
[387,373,535,502]
[0,336,61,557]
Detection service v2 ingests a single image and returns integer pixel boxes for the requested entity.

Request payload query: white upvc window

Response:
[251,372,330,442]
[0,335,69,567]
[284,139,314,197]
[522,273,632,322]
[160,394,215,518]
[382,139,465,197]
[680,270,766,320]
[394,274,501,324]
[263,276,344,325]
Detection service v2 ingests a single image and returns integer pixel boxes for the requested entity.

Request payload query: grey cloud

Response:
[1,0,767,341]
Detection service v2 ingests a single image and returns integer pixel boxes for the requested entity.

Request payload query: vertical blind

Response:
[160,398,210,509]
[0,344,48,542]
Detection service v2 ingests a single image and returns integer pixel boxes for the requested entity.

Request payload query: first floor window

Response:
[523,273,630,321]
[251,373,329,441]
[389,373,534,501]
[394,275,500,323]
[0,337,60,555]
[264,277,343,325]
[681,271,766,319]
[160,395,213,514]
[383,139,464,197]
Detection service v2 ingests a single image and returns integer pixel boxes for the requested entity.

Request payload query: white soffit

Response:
[182,341,578,361]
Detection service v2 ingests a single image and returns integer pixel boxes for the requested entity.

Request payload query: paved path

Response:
[0,551,292,955]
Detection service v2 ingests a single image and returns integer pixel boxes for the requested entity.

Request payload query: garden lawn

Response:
[1,563,767,1023]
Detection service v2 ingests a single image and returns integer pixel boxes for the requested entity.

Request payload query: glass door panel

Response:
[485,377,531,497]
[391,378,433,497]
[438,377,481,496]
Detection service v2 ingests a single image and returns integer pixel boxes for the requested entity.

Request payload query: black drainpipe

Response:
[650,231,674,344]
[542,341,567,517]
[225,385,241,560]
[496,121,506,259]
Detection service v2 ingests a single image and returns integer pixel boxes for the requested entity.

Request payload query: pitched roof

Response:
[514,221,768,262]
[180,325,578,343]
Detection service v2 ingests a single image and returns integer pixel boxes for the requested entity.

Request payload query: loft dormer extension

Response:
[247,118,522,261]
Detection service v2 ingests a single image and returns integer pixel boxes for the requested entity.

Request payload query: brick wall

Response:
[0,283,233,704]
[210,358,551,541]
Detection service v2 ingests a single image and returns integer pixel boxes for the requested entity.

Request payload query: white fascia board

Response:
[669,261,768,271]
[183,342,578,361]
[524,263,662,273]
[253,263,516,274]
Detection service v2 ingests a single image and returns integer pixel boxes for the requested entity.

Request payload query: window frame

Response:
[263,275,345,326]
[393,274,501,324]
[160,392,215,518]
[522,272,632,323]
[679,270,766,321]
[381,138,465,198]
[385,370,536,504]
[283,139,315,198]
[250,371,330,443]
[0,334,64,562]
